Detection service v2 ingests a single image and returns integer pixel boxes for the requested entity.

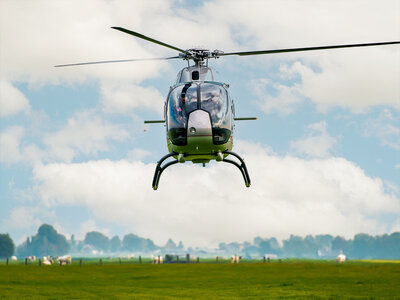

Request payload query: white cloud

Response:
[0,80,31,117]
[0,126,25,163]
[0,0,233,87]
[127,148,152,161]
[252,78,303,115]
[3,206,48,231]
[1,0,397,113]
[44,111,129,162]
[100,82,164,116]
[0,0,168,86]
[32,141,400,247]
[220,0,400,113]
[74,219,111,240]
[290,121,337,158]
[288,53,400,113]
[0,111,130,164]
[363,108,400,150]
[391,219,400,232]
[0,126,45,164]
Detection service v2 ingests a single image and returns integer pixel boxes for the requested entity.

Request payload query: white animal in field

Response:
[42,256,53,265]
[27,256,36,262]
[336,254,346,263]
[127,254,134,259]
[42,257,52,265]
[57,255,72,265]
[152,256,163,264]
[231,255,241,263]
[11,256,17,261]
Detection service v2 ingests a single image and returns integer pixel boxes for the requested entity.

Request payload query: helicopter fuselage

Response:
[165,65,233,164]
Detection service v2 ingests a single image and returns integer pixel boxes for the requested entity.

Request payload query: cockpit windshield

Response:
[167,82,232,146]
[200,84,229,127]
[200,83,231,144]
[168,83,198,129]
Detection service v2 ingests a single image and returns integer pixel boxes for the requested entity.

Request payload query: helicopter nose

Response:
[187,110,212,137]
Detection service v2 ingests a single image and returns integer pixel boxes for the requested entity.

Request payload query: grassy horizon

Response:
[1,260,399,298]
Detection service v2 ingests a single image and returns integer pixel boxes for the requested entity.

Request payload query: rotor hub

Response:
[180,49,224,62]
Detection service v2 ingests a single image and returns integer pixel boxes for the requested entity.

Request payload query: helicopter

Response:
[56,27,400,190]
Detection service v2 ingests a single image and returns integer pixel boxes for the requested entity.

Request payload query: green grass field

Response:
[1,259,400,299]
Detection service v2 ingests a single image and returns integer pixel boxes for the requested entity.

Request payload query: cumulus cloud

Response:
[0,0,167,86]
[0,126,43,164]
[32,141,400,247]
[0,111,130,164]
[287,53,400,113]
[100,82,165,116]
[2,206,49,231]
[127,148,152,161]
[252,78,303,115]
[43,111,130,162]
[0,0,233,86]
[290,121,337,158]
[74,219,111,240]
[0,126,25,163]
[219,0,400,113]
[0,80,31,117]
[1,0,398,113]
[363,108,400,150]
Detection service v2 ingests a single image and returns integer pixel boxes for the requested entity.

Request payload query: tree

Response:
[353,233,374,259]
[218,242,241,254]
[122,234,157,252]
[69,234,78,253]
[110,236,121,253]
[332,236,352,255]
[164,238,177,251]
[283,235,306,258]
[177,241,184,250]
[84,232,110,252]
[387,232,400,259]
[0,234,15,258]
[17,224,69,257]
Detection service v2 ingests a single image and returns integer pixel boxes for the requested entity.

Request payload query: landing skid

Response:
[222,150,251,187]
[152,152,178,190]
[152,151,251,190]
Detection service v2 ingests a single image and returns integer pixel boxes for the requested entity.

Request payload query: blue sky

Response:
[0,0,399,247]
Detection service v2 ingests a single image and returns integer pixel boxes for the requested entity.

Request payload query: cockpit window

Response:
[200,84,228,126]
[167,83,198,145]
[200,83,231,144]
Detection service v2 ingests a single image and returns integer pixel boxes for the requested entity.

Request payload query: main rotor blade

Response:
[111,26,188,54]
[54,56,180,67]
[220,41,400,57]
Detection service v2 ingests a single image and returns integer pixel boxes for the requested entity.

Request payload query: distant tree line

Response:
[9,224,184,257]
[1,224,399,259]
[219,233,400,259]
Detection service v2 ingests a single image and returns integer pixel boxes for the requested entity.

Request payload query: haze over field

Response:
[0,0,399,248]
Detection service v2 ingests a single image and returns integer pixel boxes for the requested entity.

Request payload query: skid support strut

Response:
[222,150,251,187]
[152,152,178,190]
